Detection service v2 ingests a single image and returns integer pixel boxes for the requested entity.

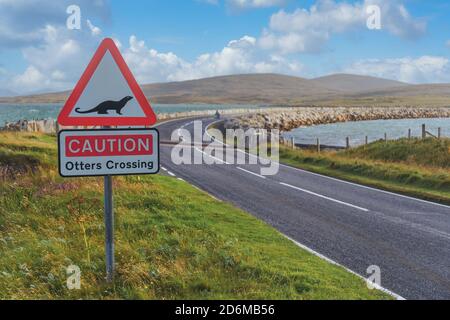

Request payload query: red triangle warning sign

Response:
[58,38,157,126]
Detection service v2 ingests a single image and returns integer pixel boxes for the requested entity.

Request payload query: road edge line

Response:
[283,234,406,300]
[205,120,450,209]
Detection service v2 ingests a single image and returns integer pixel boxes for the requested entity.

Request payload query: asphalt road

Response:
[156,116,450,300]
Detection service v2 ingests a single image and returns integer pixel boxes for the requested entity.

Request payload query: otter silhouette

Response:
[75,96,134,115]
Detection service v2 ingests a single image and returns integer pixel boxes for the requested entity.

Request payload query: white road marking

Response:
[279,164,450,209]
[279,182,369,212]
[237,167,266,179]
[283,235,405,300]
[153,117,198,129]
[205,120,450,209]
[161,167,168,172]
[167,171,176,177]
[180,121,194,129]
[195,147,231,165]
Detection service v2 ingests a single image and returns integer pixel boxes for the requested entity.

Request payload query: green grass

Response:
[0,131,390,300]
[344,138,450,168]
[279,138,450,204]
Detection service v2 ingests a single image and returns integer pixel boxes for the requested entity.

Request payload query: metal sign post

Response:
[58,128,159,282]
[104,175,114,282]
[103,121,114,283]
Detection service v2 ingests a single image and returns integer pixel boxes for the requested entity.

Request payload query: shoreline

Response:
[2,106,450,134]
[223,107,450,132]
[0,107,279,133]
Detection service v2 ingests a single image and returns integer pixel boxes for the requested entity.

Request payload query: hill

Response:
[0,74,340,105]
[355,83,450,97]
[1,73,450,106]
[311,73,408,93]
[140,74,341,104]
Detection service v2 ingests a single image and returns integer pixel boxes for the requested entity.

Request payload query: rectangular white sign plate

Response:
[58,128,159,177]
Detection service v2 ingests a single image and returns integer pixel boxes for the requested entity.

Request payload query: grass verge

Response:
[0,131,391,299]
[279,138,450,205]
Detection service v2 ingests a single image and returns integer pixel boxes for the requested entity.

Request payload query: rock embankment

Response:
[223,107,450,131]
[3,118,57,133]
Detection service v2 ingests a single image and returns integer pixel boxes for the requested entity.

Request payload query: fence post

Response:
[291,137,295,149]
[438,128,441,139]
[317,138,320,153]
[408,129,411,140]
[365,136,368,146]
[422,124,426,139]
[384,133,387,142]
[346,137,350,149]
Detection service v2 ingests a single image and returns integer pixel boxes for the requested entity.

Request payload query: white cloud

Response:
[344,56,450,84]
[4,24,103,94]
[12,66,46,90]
[123,35,303,84]
[0,0,110,48]
[3,22,299,94]
[87,20,102,36]
[259,0,426,54]
[369,0,426,39]
[0,0,436,95]
[0,0,109,94]
[122,35,188,84]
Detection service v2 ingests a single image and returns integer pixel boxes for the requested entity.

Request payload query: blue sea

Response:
[283,117,450,147]
[0,103,264,125]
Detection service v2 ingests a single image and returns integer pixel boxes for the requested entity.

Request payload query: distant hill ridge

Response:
[311,73,408,92]
[2,73,450,105]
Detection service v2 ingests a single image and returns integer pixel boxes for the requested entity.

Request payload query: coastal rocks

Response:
[2,119,57,133]
[224,107,450,132]
[3,106,449,134]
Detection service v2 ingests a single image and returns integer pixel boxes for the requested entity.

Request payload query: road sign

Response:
[58,128,159,177]
[57,38,160,283]
[57,38,157,126]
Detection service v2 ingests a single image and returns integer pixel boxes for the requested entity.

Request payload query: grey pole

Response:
[104,175,114,282]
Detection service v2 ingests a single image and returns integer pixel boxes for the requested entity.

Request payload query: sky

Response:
[0,0,450,95]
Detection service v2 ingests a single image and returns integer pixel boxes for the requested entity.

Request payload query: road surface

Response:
[156,116,450,300]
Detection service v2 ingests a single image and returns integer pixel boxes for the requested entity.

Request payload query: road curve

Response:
[156,116,450,300]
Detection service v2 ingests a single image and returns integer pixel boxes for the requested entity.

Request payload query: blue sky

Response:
[1,0,450,95]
